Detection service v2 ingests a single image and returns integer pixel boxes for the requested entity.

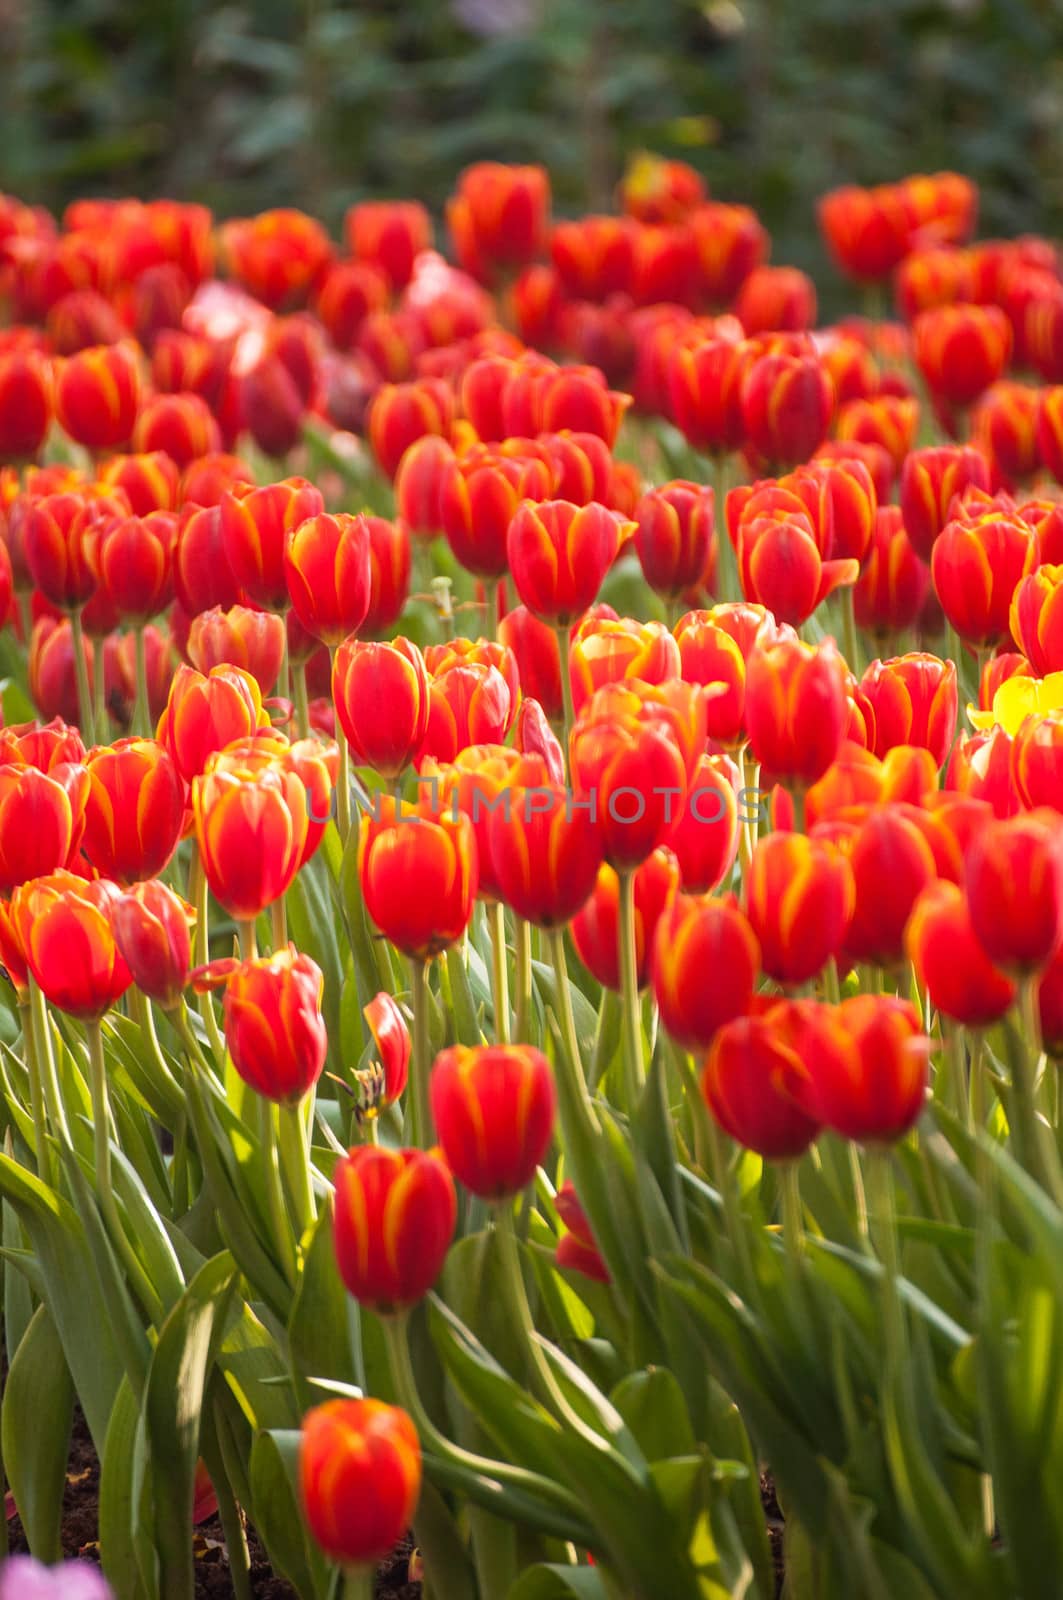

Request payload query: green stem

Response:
[707,1114,755,1295]
[484,576,499,641]
[340,1570,374,1600]
[257,1094,297,1288]
[494,1206,609,1449]
[513,918,533,1045]
[86,1019,164,1322]
[28,976,71,1151]
[489,901,510,1045]
[381,1313,587,1524]
[92,636,106,743]
[238,920,258,962]
[128,987,182,1101]
[293,659,310,741]
[945,1025,971,1130]
[789,786,806,835]
[617,870,644,1109]
[271,898,288,954]
[407,957,432,1147]
[278,1096,315,1243]
[188,843,227,1065]
[132,623,151,738]
[849,1142,871,1251]
[556,624,574,770]
[669,1040,712,1174]
[69,607,94,744]
[969,1030,988,1130]
[546,928,598,1129]
[19,998,51,1185]
[331,645,352,844]
[840,585,860,677]
[867,1145,906,1374]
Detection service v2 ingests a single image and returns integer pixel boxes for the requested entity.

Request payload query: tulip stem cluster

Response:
[617,870,644,1108]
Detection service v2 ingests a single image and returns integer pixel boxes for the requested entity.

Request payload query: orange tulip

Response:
[0,761,88,892]
[741,348,833,467]
[221,208,332,310]
[0,348,53,461]
[818,183,912,282]
[931,507,1037,646]
[852,507,931,641]
[966,811,1063,975]
[486,754,603,927]
[112,879,194,1010]
[333,637,430,781]
[703,1008,821,1159]
[186,605,286,696]
[55,342,141,452]
[1010,563,1063,675]
[912,303,1011,410]
[906,880,1016,1027]
[333,1145,455,1311]
[800,995,929,1143]
[859,653,957,767]
[368,379,454,480]
[193,744,309,923]
[359,795,477,958]
[345,199,432,291]
[507,500,634,626]
[899,444,990,561]
[431,1043,555,1199]
[745,636,847,789]
[14,869,131,1019]
[652,892,759,1050]
[220,477,324,611]
[745,831,854,986]
[300,1400,421,1567]
[82,737,184,884]
[156,662,270,783]
[572,847,679,991]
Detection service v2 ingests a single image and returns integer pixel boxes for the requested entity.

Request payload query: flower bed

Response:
[0,156,1061,1599]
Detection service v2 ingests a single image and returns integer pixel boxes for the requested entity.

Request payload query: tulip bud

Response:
[852,507,930,641]
[702,1012,820,1159]
[800,995,929,1143]
[369,379,454,480]
[741,349,833,467]
[486,756,603,927]
[333,1145,455,1311]
[497,606,562,720]
[906,880,1016,1027]
[818,183,912,282]
[220,478,324,612]
[187,604,286,696]
[899,445,990,561]
[193,750,309,923]
[157,662,269,783]
[112,880,194,1010]
[359,797,477,958]
[859,653,957,768]
[634,480,715,600]
[507,500,633,626]
[0,349,53,462]
[1011,563,1063,675]
[840,805,937,969]
[172,504,241,617]
[745,831,854,986]
[82,737,184,883]
[0,761,88,893]
[133,391,220,469]
[333,637,430,780]
[652,892,759,1051]
[966,811,1063,975]
[300,1399,421,1567]
[431,1043,555,1199]
[745,637,847,789]
[735,265,817,335]
[931,508,1037,646]
[217,946,327,1102]
[55,343,141,453]
[668,751,740,893]
[346,200,432,290]
[448,162,550,283]
[912,303,1011,410]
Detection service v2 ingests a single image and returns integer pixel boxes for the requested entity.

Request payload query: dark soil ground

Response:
[5,1409,785,1597]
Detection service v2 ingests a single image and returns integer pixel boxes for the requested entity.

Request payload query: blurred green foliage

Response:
[1,0,1061,305]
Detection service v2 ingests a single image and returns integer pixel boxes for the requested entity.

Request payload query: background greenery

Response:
[2,0,1062,307]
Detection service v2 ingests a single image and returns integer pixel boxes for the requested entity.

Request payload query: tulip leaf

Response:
[2,1187,33,1362]
[249,1428,330,1600]
[0,1152,127,1452]
[104,1012,186,1128]
[134,1252,237,1600]
[610,1367,697,1462]
[183,1067,292,1319]
[98,1374,156,1600]
[1,1303,73,1563]
[506,1565,606,1599]
[288,1206,358,1413]
[424,1450,593,1545]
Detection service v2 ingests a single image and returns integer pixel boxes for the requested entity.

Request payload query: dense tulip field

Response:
[2,155,1063,1600]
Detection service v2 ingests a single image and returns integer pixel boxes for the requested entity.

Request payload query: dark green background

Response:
[3,0,1061,309]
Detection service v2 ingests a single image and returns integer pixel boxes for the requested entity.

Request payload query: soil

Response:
[4,1407,421,1599]
[5,1408,785,1597]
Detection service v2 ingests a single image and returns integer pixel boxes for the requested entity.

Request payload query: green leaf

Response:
[98,1375,155,1600]
[1,1304,73,1562]
[611,1367,696,1462]
[288,1206,358,1413]
[2,1192,34,1363]
[0,1152,127,1452]
[137,1253,238,1600]
[507,1562,607,1598]
[249,1430,330,1600]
